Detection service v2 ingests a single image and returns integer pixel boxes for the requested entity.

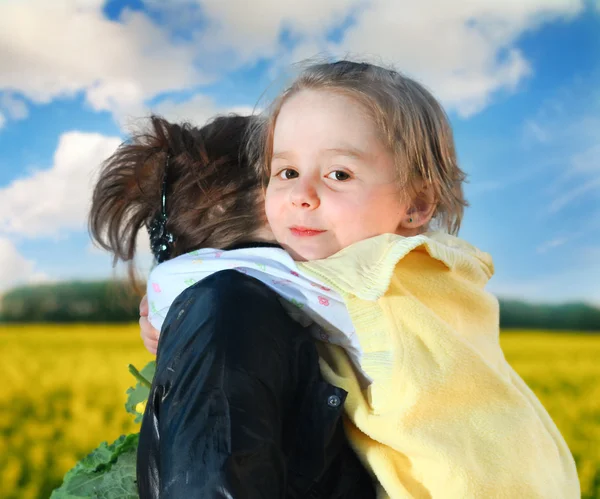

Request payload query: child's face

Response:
[265,89,411,261]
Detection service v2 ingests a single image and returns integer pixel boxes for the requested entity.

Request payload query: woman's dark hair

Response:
[89,114,265,285]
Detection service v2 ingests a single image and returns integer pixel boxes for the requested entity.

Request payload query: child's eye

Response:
[326,170,351,181]
[275,168,299,180]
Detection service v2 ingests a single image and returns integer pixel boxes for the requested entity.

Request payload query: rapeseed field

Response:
[1,325,598,498]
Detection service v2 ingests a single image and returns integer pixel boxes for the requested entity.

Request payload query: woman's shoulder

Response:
[173,269,286,313]
[161,270,307,352]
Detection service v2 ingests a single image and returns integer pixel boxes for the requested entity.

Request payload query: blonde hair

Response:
[258,60,468,235]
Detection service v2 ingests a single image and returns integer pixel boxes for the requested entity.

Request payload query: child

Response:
[140,61,580,498]
[261,60,579,498]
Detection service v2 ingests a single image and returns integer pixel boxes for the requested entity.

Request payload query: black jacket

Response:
[137,270,376,498]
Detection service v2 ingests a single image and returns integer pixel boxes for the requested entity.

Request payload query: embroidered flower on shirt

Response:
[234,267,248,274]
[311,282,331,292]
[256,263,267,271]
[290,271,299,277]
[192,259,203,264]
[151,282,161,293]
[215,251,223,258]
[318,296,330,306]
[291,298,304,309]
[184,278,197,286]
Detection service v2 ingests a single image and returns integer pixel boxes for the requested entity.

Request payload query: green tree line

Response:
[1,281,599,331]
[0,281,140,323]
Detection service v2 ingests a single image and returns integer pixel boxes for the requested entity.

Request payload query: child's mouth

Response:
[289,226,326,237]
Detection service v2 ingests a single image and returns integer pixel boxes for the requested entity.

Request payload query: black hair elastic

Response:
[147,153,175,263]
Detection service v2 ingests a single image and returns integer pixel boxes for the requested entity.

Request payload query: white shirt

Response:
[147,246,365,375]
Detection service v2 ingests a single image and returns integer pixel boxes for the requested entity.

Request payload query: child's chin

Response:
[298,248,337,262]
[283,240,338,262]
[285,247,319,262]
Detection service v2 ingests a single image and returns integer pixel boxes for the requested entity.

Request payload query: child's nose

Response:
[290,179,320,209]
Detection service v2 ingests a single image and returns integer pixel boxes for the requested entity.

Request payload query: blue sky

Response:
[0,0,598,304]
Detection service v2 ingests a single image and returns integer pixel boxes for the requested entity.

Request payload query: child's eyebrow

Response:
[272,151,293,161]
[272,147,368,162]
[324,147,367,160]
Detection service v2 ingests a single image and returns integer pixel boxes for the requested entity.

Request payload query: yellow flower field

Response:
[1,325,599,498]
[0,324,154,499]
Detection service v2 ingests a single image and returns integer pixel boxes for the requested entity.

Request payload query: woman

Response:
[89,114,376,498]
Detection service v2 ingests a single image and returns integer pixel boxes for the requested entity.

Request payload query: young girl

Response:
[90,114,376,498]
[261,60,581,498]
[140,61,580,498]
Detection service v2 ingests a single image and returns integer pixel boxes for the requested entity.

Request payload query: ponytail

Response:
[89,114,264,286]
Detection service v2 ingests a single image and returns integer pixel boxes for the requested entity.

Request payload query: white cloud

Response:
[1,93,29,121]
[0,238,49,292]
[0,0,204,119]
[0,112,5,129]
[542,117,599,215]
[191,0,584,117]
[520,73,600,217]
[149,94,222,127]
[523,119,550,144]
[534,229,587,256]
[194,0,366,63]
[569,142,600,175]
[547,176,600,214]
[0,97,256,241]
[322,0,582,117]
[536,237,568,254]
[153,96,257,125]
[1,0,585,121]
[0,131,122,238]
[118,93,258,132]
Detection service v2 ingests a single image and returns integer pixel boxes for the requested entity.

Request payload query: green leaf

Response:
[125,361,155,423]
[128,364,152,389]
[51,433,139,498]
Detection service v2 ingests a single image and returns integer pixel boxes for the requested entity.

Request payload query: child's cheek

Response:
[264,193,281,232]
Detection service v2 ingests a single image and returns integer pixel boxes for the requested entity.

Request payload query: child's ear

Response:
[398,182,436,232]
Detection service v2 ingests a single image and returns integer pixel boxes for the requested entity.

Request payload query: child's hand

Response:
[139,295,159,355]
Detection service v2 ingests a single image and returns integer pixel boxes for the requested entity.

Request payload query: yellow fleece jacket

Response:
[299,232,580,499]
